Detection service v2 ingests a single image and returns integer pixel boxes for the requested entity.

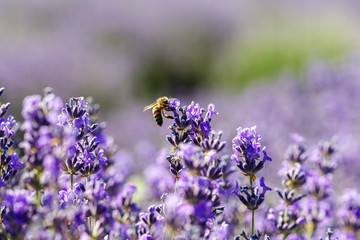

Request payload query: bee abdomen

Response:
[153,106,163,126]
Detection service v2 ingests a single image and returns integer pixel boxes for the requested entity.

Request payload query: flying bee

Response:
[143,96,174,126]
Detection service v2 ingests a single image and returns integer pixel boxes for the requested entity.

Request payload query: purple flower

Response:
[3,189,32,226]
[116,183,137,209]
[232,126,262,161]
[193,200,214,225]
[283,163,307,189]
[209,222,229,240]
[233,177,271,210]
[186,101,201,120]
[144,164,175,198]
[164,194,194,229]
[0,117,15,137]
[338,188,360,231]
[268,205,305,237]
[58,183,86,207]
[85,178,107,201]
[42,90,64,124]
[284,142,307,164]
[8,154,24,171]
[231,126,271,177]
[205,104,218,120]
[179,143,208,173]
[301,196,332,228]
[167,98,180,111]
[260,177,272,193]
[96,149,107,166]
[21,95,42,120]
[43,154,59,176]
[305,172,332,199]
[199,120,212,136]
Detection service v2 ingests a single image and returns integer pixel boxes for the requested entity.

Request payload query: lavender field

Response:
[1,1,360,240]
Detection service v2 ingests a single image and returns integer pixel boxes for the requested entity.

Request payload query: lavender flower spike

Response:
[232,126,272,179]
[233,177,271,211]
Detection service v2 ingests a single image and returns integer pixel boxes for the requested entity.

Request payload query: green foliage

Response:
[211,16,358,89]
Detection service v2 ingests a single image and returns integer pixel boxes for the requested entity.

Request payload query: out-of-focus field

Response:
[2,1,360,104]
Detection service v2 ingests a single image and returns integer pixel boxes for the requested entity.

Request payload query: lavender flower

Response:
[305,172,332,200]
[1,189,33,239]
[267,205,305,237]
[1,88,359,239]
[276,188,306,206]
[233,177,271,211]
[232,126,272,179]
[315,138,340,175]
[283,164,307,189]
[0,88,22,188]
[319,228,338,240]
[232,126,272,237]
[338,189,360,233]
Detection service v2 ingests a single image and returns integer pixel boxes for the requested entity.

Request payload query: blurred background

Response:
[1,0,360,189]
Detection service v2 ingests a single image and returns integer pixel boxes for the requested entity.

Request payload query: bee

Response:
[143,96,174,126]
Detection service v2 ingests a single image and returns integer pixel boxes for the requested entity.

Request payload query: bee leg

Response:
[163,112,174,119]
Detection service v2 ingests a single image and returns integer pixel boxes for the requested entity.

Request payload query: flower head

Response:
[232,126,271,177]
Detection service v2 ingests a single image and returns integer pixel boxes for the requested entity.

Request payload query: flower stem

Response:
[251,208,255,235]
[306,222,315,240]
[88,216,92,230]
[284,203,289,223]
[249,173,255,235]
[36,189,40,206]
[0,223,10,240]
[179,130,183,143]
[35,169,41,206]
[305,199,318,239]
[70,173,74,190]
[86,176,92,231]
[283,203,289,240]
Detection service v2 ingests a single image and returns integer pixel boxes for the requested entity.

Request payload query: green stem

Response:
[249,173,255,235]
[0,224,10,240]
[306,222,315,240]
[35,169,41,206]
[179,130,183,142]
[306,200,317,239]
[36,189,40,206]
[251,209,255,235]
[88,216,92,231]
[70,173,74,190]
[284,203,289,223]
[86,176,92,231]
[283,203,289,240]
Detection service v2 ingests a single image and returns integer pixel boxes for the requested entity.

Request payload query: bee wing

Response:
[143,102,157,112]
